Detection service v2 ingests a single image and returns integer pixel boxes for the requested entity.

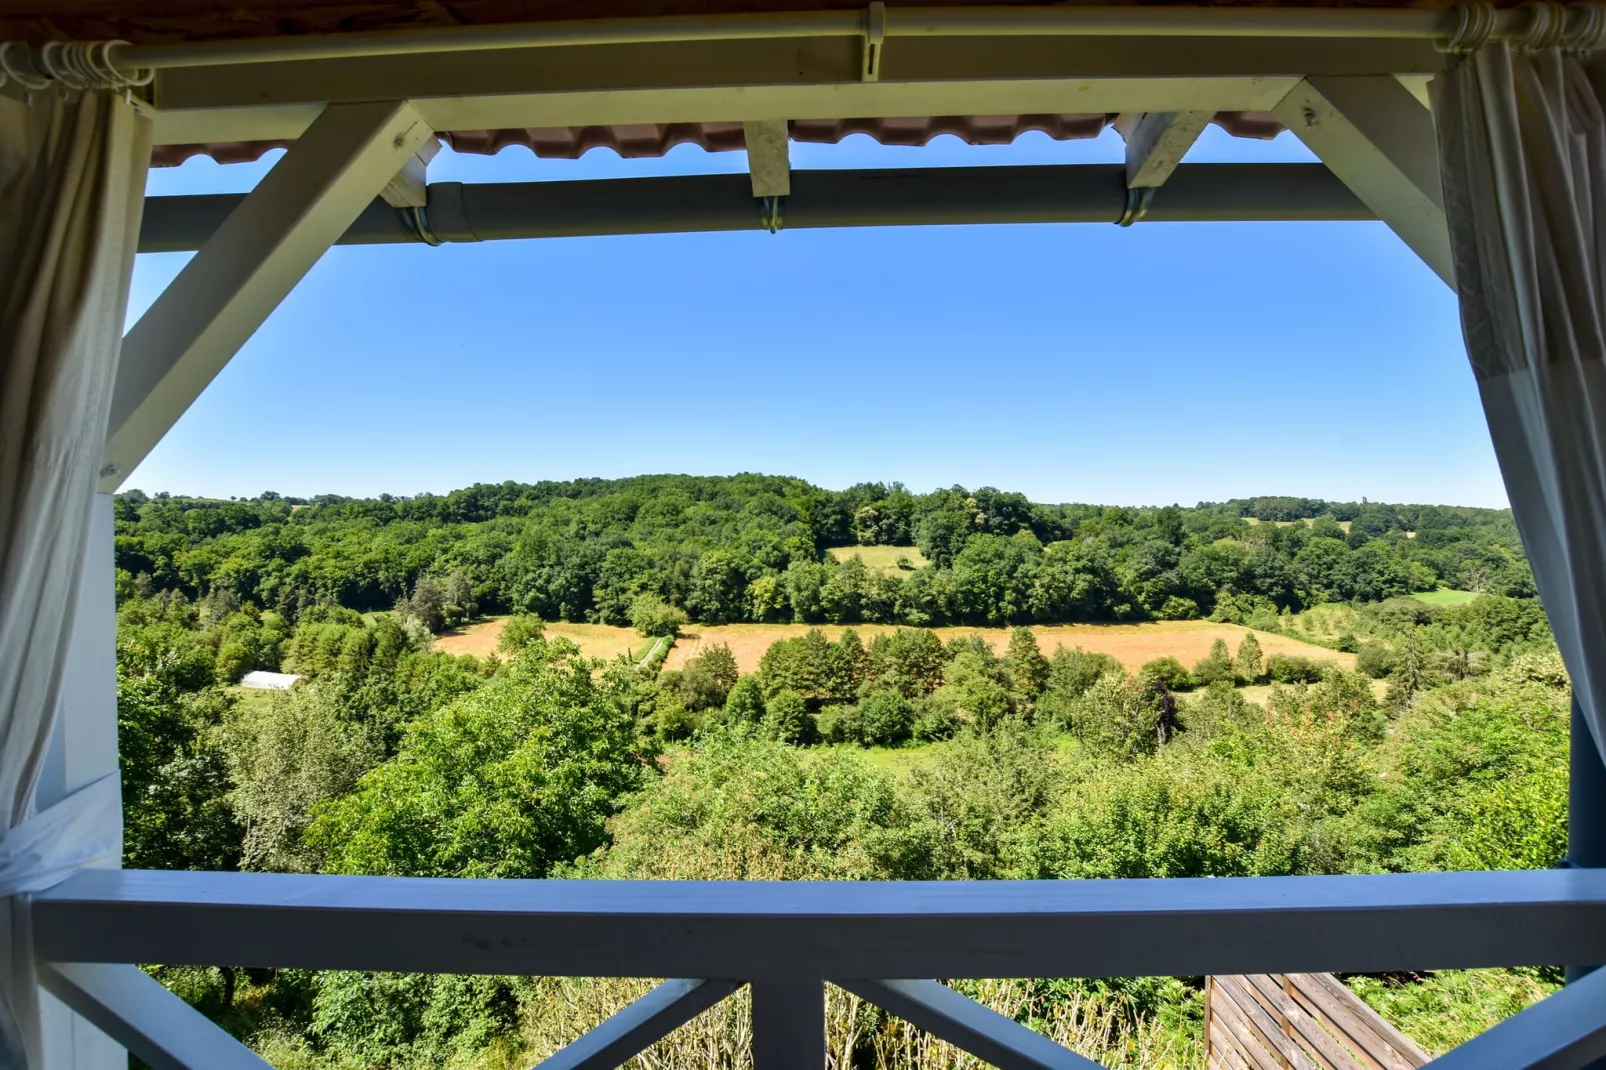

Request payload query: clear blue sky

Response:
[129,125,1504,509]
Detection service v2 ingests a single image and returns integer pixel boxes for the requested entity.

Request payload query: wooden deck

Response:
[1207,973,1430,1070]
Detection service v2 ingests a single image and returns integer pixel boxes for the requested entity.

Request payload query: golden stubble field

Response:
[437,616,1355,675]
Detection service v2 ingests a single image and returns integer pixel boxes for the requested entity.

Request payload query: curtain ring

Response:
[1116,187,1155,227]
[0,41,50,92]
[1441,1,1498,52]
[28,40,152,91]
[1565,1,1606,53]
[1515,1,1568,50]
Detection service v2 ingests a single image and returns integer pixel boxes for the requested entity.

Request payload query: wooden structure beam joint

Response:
[103,99,434,491]
[1115,110,1214,188]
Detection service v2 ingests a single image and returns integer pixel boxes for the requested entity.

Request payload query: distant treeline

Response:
[113,476,1534,633]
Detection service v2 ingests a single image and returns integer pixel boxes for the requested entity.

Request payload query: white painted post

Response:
[35,493,124,1070]
[751,980,824,1070]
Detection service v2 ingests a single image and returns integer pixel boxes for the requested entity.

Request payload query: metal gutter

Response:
[136,163,1372,254]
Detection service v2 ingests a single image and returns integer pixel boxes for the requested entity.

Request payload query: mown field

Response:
[437,616,1357,675]
[1243,516,1354,533]
[826,543,932,573]
[1413,588,1479,607]
[435,618,639,660]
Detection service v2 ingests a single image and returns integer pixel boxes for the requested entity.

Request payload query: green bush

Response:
[902,725,1067,879]
[1157,596,1199,620]
[935,650,1017,728]
[722,674,767,725]
[309,971,522,1068]
[864,627,948,697]
[858,689,916,746]
[816,704,860,744]
[1046,646,1122,699]
[1137,656,1191,692]
[1190,647,1235,688]
[1235,633,1265,682]
[1357,641,1396,679]
[599,729,933,880]
[307,635,646,878]
[911,693,961,742]
[1065,673,1162,759]
[1266,653,1327,683]
[215,641,253,684]
[763,690,816,745]
[675,644,739,711]
[628,594,687,638]
[496,613,545,653]
[1181,681,1261,739]
[1028,752,1305,879]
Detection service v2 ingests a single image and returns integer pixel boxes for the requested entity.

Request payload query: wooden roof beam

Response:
[142,33,1446,148]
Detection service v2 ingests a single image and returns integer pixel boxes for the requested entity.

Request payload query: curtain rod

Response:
[95,3,1606,73]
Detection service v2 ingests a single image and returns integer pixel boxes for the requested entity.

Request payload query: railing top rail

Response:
[37,867,1606,917]
[34,869,1606,982]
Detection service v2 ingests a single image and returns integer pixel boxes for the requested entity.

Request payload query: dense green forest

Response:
[112,478,1564,1069]
[114,476,1532,678]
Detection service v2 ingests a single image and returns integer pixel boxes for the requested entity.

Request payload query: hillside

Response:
[113,477,1531,658]
[112,476,1561,1070]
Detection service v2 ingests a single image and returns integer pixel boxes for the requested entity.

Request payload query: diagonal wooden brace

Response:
[1114,110,1215,188]
[102,99,434,491]
[1273,76,1452,287]
[837,978,1103,1069]
[533,978,742,1070]
[38,962,272,1070]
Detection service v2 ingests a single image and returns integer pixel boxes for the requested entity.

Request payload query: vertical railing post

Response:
[1566,696,1606,1070]
[751,979,824,1070]
[35,493,125,1069]
[1568,695,1606,983]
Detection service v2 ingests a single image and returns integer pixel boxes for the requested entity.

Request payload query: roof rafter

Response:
[1271,75,1451,285]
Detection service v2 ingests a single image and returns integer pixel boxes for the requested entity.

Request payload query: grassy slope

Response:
[1412,589,1478,607]
[826,544,931,572]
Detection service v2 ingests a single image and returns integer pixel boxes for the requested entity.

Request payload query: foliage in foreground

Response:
[307,635,649,879]
[114,571,1572,1067]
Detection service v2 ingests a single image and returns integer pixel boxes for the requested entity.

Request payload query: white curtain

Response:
[0,89,150,1068]
[1432,44,1606,762]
